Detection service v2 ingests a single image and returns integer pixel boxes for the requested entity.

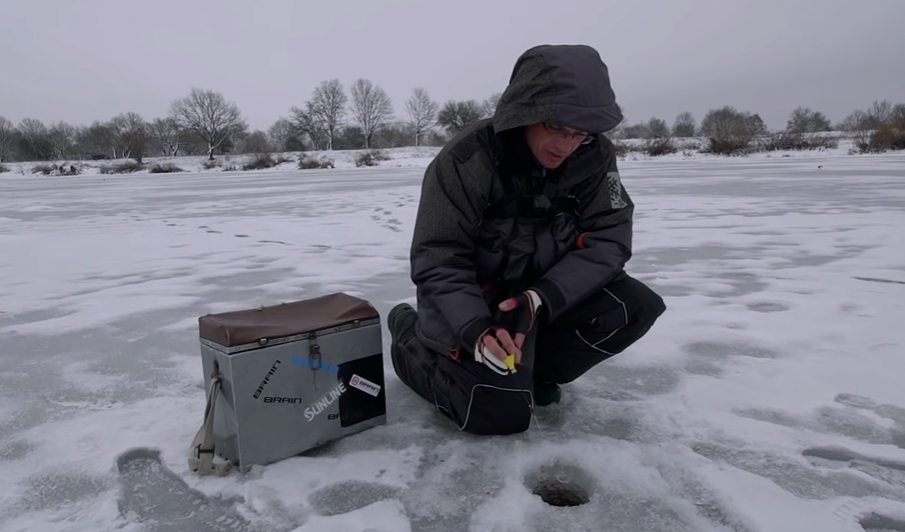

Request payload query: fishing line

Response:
[505,353,545,436]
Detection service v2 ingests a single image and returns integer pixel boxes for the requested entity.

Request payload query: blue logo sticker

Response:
[290,355,339,374]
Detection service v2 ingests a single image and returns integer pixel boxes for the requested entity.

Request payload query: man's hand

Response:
[497,290,543,349]
[470,290,543,375]
[474,327,520,375]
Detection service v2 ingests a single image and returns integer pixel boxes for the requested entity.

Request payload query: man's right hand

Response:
[474,327,520,375]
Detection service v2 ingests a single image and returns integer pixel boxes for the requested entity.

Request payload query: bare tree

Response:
[645,117,670,139]
[672,112,696,137]
[72,122,114,159]
[404,87,438,147]
[373,120,415,149]
[238,130,272,154]
[110,112,150,162]
[786,107,831,134]
[149,117,182,157]
[480,92,502,118]
[437,100,484,135]
[747,114,769,136]
[17,118,54,161]
[867,100,894,126]
[349,78,394,149]
[892,103,905,123]
[308,79,347,150]
[289,104,328,150]
[18,118,46,139]
[0,116,14,162]
[170,88,246,160]
[268,118,297,152]
[837,109,870,132]
[699,106,766,137]
[619,122,649,140]
[47,121,77,159]
[698,106,767,154]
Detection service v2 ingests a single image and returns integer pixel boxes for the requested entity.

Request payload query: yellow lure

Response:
[504,354,516,371]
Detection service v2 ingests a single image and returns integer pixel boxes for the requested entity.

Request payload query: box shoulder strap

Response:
[188,368,232,477]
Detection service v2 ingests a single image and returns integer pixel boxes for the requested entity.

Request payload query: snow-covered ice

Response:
[1,152,905,532]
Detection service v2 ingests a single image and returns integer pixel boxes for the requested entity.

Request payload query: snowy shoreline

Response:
[2,136,899,178]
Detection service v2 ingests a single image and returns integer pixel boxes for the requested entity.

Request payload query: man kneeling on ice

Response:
[388,44,666,435]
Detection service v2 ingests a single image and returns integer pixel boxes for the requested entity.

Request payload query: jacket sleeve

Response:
[529,149,633,321]
[409,153,498,352]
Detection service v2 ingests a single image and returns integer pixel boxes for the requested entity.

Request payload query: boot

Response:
[534,381,561,406]
[387,303,449,409]
[388,303,418,344]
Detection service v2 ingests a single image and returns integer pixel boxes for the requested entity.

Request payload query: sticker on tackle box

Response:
[349,374,381,397]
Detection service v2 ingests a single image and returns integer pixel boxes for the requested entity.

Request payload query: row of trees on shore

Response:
[0,79,903,164]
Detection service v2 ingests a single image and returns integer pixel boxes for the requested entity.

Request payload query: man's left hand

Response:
[497,290,543,349]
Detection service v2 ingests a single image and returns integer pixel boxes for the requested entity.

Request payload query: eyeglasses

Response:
[543,122,594,145]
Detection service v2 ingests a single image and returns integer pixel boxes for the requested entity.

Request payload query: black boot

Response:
[534,381,562,406]
[388,303,439,406]
[388,303,418,344]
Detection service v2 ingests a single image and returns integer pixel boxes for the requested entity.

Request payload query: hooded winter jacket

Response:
[410,44,633,356]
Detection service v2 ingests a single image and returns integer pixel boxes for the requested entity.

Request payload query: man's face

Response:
[524,122,591,169]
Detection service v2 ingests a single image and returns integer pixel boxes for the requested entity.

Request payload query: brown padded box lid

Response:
[198,292,379,347]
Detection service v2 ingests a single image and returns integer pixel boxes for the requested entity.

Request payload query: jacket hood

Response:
[493,44,623,134]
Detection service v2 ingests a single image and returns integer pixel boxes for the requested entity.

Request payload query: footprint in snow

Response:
[834,500,905,532]
[859,512,905,532]
[840,302,871,316]
[802,446,905,488]
[0,439,32,461]
[369,213,404,233]
[115,447,253,532]
[306,480,401,516]
[681,340,779,378]
[746,301,789,313]
[691,439,890,500]
[853,276,905,286]
[734,392,905,448]
[595,362,683,397]
[724,393,905,528]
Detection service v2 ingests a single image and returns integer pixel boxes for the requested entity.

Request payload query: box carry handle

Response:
[188,364,232,477]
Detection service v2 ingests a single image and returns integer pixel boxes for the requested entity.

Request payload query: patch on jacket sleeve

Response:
[606,171,627,209]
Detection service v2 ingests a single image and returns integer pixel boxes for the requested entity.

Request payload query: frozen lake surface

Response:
[2,153,905,532]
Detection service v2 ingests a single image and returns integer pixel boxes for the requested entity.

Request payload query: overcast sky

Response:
[2,0,904,132]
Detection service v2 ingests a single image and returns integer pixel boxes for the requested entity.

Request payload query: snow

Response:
[0,146,442,177]
[1,150,905,532]
[0,134,866,178]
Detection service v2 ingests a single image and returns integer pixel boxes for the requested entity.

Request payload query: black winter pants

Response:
[390,273,666,435]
